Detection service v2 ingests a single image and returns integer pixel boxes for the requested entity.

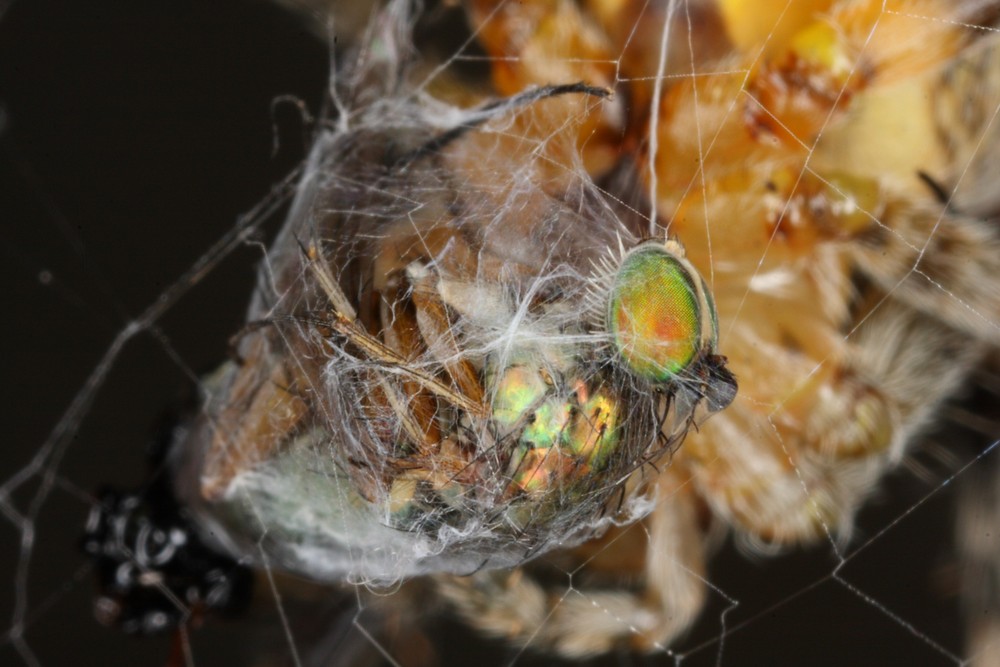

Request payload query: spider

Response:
[29,0,996,664]
[419,0,1000,659]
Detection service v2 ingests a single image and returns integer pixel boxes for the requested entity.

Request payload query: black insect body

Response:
[81,415,253,636]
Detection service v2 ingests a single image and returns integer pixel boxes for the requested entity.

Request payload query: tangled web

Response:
[3,0,1000,665]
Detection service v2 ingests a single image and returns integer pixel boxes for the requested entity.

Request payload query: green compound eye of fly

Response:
[608,244,703,382]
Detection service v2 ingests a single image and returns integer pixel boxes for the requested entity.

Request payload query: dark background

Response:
[0,0,985,665]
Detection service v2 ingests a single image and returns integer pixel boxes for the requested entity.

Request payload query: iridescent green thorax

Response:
[608,245,703,382]
[489,362,621,496]
[491,365,549,427]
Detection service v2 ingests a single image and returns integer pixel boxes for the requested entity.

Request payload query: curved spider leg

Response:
[433,468,708,656]
[851,197,1000,345]
[682,297,986,551]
